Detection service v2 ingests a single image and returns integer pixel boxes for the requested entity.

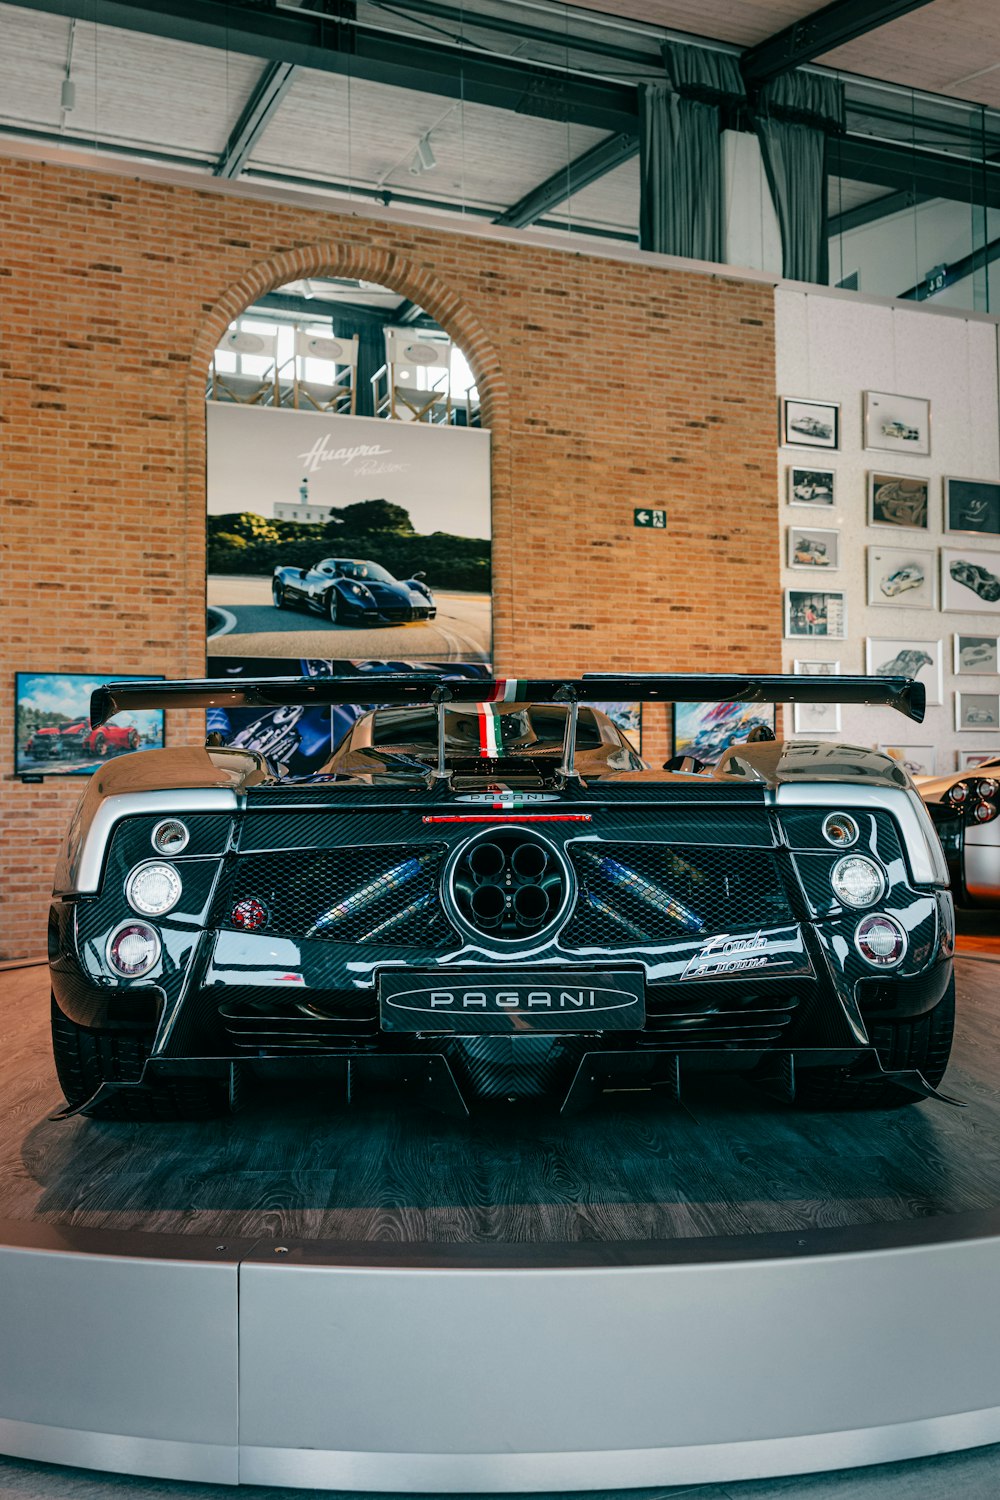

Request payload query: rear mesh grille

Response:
[219,843,454,947]
[562,842,791,947]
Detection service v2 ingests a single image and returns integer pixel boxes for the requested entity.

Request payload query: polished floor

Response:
[2,1441,1000,1498]
[2,956,1000,1242]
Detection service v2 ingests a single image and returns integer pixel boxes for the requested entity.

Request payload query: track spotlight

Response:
[60,78,75,111]
[409,133,437,176]
[301,278,315,299]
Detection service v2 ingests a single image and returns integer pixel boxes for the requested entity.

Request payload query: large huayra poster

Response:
[206,403,491,663]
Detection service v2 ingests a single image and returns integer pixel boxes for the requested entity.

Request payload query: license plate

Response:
[379,969,645,1034]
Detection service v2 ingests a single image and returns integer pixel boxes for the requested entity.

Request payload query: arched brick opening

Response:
[183,239,513,678]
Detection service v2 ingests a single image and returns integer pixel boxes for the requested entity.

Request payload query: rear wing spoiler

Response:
[92,671,926,724]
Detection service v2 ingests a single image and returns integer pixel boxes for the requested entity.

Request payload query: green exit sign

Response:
[634,507,666,529]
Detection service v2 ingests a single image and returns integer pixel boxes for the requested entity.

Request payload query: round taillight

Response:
[152,818,190,855]
[855,913,907,968]
[973,800,999,824]
[831,854,885,908]
[106,921,160,977]
[126,861,182,916]
[231,898,268,931]
[823,812,859,848]
[948,782,969,806]
[978,778,999,800]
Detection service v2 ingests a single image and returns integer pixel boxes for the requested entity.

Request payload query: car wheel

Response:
[50,996,235,1120]
[327,588,341,624]
[272,580,285,609]
[92,733,107,757]
[128,730,139,751]
[791,975,955,1110]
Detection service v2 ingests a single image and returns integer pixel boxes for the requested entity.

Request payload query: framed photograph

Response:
[787,466,835,507]
[793,701,841,734]
[958,750,1000,770]
[954,634,1000,674]
[956,692,1000,732]
[780,398,840,451]
[865,637,943,706]
[867,545,936,609]
[941,546,1000,613]
[863,391,930,456]
[945,478,1000,536]
[880,744,936,777]
[787,525,840,570]
[784,589,846,639]
[672,701,776,763]
[15,672,165,778]
[867,472,929,530]
[595,701,641,754]
[793,659,841,675]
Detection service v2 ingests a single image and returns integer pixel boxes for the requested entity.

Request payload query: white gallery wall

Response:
[775,286,1000,774]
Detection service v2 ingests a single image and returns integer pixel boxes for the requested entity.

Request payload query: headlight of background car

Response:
[126,861,182,916]
[832,854,885,908]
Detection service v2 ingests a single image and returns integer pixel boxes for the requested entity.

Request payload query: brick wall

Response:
[0,155,779,959]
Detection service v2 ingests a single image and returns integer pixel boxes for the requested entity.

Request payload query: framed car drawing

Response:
[941,546,1000,613]
[880,744,936,777]
[787,466,835,507]
[793,659,841,675]
[865,638,943,706]
[958,749,1000,770]
[787,525,840,570]
[867,472,929,530]
[780,398,839,451]
[867,545,936,609]
[784,589,846,638]
[954,634,1000,674]
[956,692,1000,732]
[793,700,841,734]
[863,391,930,456]
[945,478,1000,536]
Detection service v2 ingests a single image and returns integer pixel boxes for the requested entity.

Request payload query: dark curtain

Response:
[638,45,745,262]
[754,72,845,285]
[333,318,385,417]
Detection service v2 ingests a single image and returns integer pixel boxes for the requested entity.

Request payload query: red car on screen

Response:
[28,718,140,759]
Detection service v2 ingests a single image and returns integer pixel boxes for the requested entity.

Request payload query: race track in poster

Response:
[208,576,490,662]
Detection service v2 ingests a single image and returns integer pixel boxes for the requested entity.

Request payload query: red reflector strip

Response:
[422,813,592,823]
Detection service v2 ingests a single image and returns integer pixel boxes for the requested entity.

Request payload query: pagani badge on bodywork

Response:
[917,758,1000,907]
[49,671,958,1121]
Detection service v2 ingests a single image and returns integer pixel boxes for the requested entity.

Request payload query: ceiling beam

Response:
[741,0,937,86]
[899,233,1000,301]
[831,134,1000,209]
[495,130,638,229]
[215,61,297,179]
[253,290,437,327]
[8,0,638,134]
[828,187,927,236]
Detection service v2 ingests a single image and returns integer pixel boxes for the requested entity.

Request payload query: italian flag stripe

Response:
[488,678,524,703]
[476,703,502,757]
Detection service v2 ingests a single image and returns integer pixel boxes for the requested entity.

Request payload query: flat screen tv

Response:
[15,672,165,777]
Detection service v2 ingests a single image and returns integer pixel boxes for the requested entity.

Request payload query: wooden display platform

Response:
[2,954,999,1245]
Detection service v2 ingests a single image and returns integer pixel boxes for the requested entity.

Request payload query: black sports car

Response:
[949,560,1000,604]
[271,557,436,624]
[48,672,957,1120]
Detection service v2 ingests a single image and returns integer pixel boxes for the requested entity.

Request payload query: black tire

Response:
[792,975,955,1110]
[272,579,285,609]
[51,996,233,1121]
[92,733,107,757]
[327,588,341,624]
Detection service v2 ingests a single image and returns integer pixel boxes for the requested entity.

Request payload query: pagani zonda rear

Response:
[48,672,957,1120]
